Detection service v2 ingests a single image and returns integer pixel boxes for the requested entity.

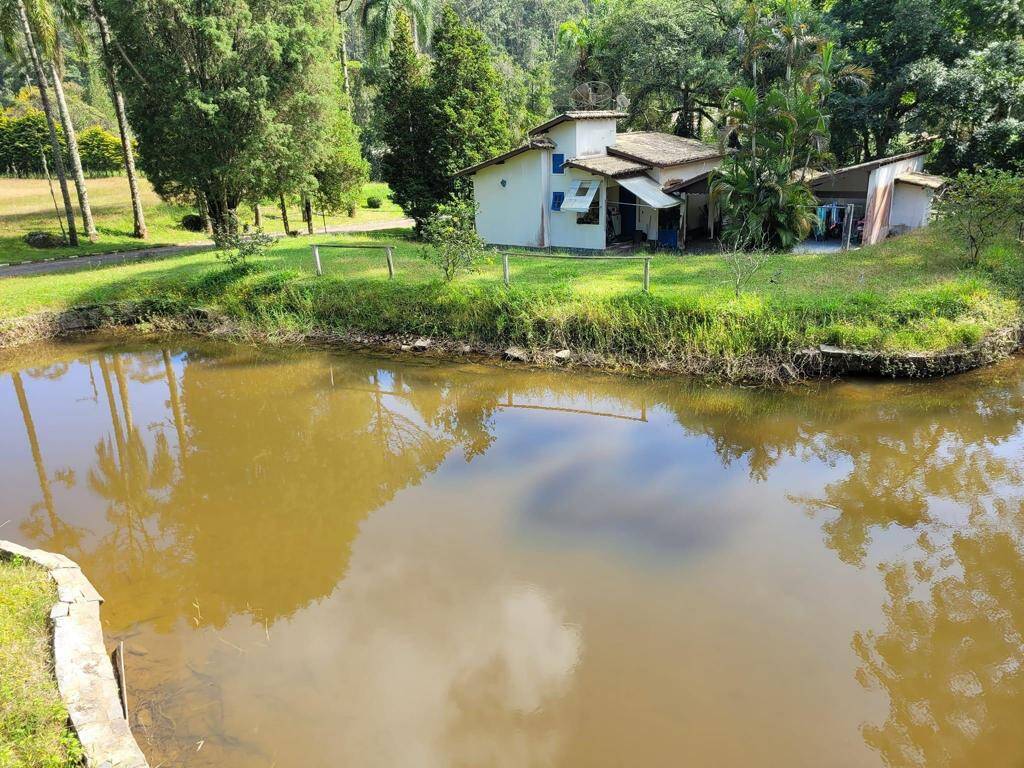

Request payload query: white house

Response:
[456,111,945,251]
[455,111,725,251]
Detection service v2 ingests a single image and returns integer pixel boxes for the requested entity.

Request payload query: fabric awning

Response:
[617,175,680,209]
[561,179,601,212]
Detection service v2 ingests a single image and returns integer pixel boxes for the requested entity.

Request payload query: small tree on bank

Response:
[935,170,1024,264]
[420,197,486,281]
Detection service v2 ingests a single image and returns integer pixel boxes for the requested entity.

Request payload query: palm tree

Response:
[49,55,97,239]
[88,0,146,238]
[24,0,98,239]
[2,0,79,245]
[771,0,823,86]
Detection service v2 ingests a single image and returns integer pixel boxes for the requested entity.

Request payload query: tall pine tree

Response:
[377,11,436,226]
[429,4,511,196]
[377,5,512,227]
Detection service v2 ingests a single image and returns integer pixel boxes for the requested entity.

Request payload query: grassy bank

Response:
[1,226,1022,378]
[0,177,404,264]
[0,556,82,768]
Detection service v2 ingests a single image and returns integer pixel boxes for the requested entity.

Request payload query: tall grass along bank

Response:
[1,227,1022,382]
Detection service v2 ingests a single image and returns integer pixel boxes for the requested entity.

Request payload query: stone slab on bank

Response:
[0,540,149,768]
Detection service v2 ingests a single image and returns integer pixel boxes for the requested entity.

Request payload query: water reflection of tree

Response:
[9,371,85,552]
[161,351,499,628]
[853,503,1024,767]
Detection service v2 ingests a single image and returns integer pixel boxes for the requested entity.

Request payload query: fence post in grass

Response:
[502,252,510,287]
[643,257,651,293]
[385,247,395,279]
[313,245,323,276]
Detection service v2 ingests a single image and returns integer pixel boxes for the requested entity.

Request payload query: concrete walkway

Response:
[0,217,414,278]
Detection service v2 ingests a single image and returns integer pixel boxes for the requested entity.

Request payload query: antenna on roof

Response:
[570,81,615,110]
[615,93,631,112]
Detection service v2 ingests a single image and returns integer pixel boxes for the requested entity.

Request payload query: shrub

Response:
[181,213,206,232]
[366,195,383,209]
[212,214,275,267]
[420,197,487,282]
[77,126,123,175]
[935,169,1024,264]
[0,110,65,176]
[23,231,67,248]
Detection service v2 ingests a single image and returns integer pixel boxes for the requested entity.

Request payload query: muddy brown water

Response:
[2,337,1023,768]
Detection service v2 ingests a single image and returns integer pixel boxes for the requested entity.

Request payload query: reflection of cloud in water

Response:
[516,426,749,561]
[295,549,582,768]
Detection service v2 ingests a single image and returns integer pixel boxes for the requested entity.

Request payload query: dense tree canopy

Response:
[99,0,353,228]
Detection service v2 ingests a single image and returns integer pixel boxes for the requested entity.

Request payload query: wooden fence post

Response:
[502,253,510,287]
[313,245,322,276]
[385,247,395,279]
[642,257,650,293]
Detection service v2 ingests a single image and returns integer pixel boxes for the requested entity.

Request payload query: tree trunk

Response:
[340,26,350,95]
[279,194,291,235]
[17,0,78,246]
[91,0,147,238]
[253,203,262,229]
[304,197,314,235]
[50,59,97,240]
[205,194,235,233]
[197,193,213,234]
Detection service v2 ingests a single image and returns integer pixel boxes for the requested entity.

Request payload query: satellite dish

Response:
[571,81,615,110]
[615,93,631,112]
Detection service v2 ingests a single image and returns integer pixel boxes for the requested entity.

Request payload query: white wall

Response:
[863,155,925,244]
[654,157,722,186]
[890,183,934,231]
[472,151,545,248]
[549,167,606,250]
[575,119,619,157]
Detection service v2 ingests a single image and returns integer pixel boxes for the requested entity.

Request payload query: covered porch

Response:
[564,157,716,251]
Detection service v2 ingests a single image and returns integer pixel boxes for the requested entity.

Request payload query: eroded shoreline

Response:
[1,302,1022,383]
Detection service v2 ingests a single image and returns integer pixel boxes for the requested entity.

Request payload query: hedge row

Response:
[0,109,126,177]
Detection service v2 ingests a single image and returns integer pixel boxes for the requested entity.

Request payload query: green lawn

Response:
[0,177,405,264]
[1,225,1021,370]
[0,556,82,768]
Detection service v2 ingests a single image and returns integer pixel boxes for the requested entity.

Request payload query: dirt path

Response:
[0,218,414,278]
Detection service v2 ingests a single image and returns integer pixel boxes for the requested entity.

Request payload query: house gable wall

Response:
[472,150,546,248]
[654,158,722,186]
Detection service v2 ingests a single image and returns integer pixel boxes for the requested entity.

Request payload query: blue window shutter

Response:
[552,153,565,174]
[552,192,564,211]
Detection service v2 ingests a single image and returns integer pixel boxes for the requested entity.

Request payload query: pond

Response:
[2,338,1023,767]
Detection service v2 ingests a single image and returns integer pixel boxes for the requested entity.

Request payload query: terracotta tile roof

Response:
[607,132,723,167]
[896,171,947,190]
[563,154,649,178]
[528,111,628,135]
[454,137,556,177]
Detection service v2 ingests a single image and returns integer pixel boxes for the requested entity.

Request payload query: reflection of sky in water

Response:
[5,342,1024,768]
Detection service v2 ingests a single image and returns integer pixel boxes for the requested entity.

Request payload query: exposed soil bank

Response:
[1,302,1021,383]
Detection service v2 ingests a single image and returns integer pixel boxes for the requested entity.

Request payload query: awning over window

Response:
[560,179,600,212]
[617,175,680,209]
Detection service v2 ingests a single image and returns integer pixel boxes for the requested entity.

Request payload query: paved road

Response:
[0,218,414,278]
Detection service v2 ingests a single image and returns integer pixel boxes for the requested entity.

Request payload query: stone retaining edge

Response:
[0,540,149,768]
